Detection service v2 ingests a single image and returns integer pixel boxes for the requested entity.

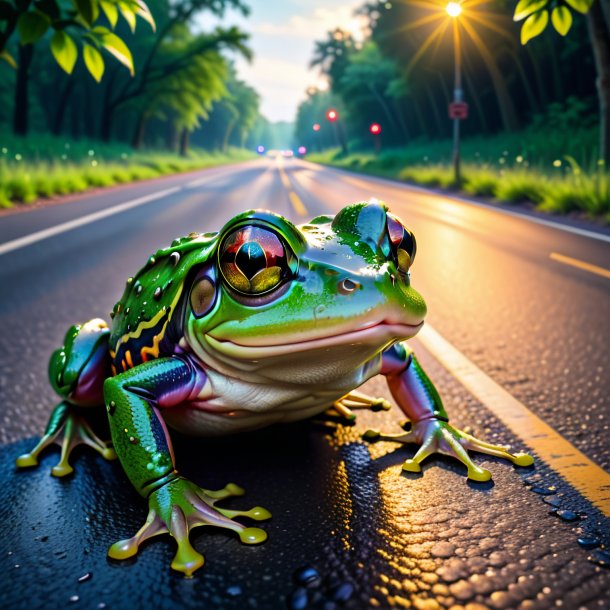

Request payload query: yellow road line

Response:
[277,159,308,216]
[288,191,308,216]
[550,252,610,280]
[418,324,610,517]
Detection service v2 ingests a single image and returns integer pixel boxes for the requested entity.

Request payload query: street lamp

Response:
[446,2,464,185]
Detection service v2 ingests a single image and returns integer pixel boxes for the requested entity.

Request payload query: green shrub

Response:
[493,172,548,204]
[463,168,499,197]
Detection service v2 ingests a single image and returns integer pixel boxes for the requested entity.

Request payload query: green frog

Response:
[16,202,533,576]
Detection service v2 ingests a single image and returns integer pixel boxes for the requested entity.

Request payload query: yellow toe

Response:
[402,459,422,473]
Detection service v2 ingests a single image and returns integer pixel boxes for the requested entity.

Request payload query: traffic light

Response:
[370,123,381,135]
[326,109,338,122]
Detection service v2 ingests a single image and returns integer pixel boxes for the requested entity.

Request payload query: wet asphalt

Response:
[0,157,608,610]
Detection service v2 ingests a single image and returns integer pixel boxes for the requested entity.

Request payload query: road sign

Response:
[449,102,468,120]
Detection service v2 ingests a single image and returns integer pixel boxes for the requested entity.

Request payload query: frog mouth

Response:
[204,321,424,360]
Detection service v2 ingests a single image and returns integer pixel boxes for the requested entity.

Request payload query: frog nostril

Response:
[338,278,360,294]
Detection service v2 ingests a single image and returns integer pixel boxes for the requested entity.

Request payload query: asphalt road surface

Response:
[0,157,609,610]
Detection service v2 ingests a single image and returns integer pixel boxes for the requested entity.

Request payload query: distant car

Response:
[282,150,294,158]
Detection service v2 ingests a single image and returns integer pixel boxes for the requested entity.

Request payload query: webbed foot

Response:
[108,477,271,577]
[327,391,392,422]
[364,418,533,482]
[16,402,116,477]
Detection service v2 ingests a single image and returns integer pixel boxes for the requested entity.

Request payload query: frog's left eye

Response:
[219,226,294,295]
[386,214,416,272]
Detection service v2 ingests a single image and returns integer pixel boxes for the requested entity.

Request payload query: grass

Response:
[307,129,610,223]
[0,135,255,208]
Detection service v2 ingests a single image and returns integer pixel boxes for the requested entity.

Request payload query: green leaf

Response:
[118,1,136,32]
[551,5,573,35]
[93,28,133,75]
[564,0,594,14]
[73,0,99,26]
[17,10,50,44]
[83,43,104,81]
[50,30,78,73]
[100,0,118,27]
[513,0,547,21]
[521,9,549,44]
[134,0,154,31]
[0,49,17,68]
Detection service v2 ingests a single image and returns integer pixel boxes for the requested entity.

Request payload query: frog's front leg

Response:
[104,355,270,577]
[364,343,534,481]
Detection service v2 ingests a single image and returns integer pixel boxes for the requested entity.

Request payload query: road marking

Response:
[303,160,610,244]
[418,324,610,517]
[0,187,181,257]
[550,252,610,280]
[288,191,308,216]
[276,159,308,216]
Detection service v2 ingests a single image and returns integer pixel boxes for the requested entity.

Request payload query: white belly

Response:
[163,358,380,436]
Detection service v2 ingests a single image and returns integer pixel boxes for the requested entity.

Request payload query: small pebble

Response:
[226,585,242,597]
[294,565,322,588]
[554,509,579,522]
[589,549,610,568]
[532,486,557,495]
[577,537,599,550]
[78,572,92,583]
[329,582,354,603]
[542,496,562,508]
[288,587,308,610]
[69,596,79,603]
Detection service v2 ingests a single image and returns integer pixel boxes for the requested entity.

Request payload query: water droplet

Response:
[329,582,354,602]
[589,549,610,568]
[154,287,162,300]
[135,284,143,295]
[226,585,242,597]
[78,572,92,583]
[97,604,106,609]
[125,307,130,314]
[294,566,321,588]
[170,252,180,266]
[69,595,79,603]
[126,277,133,285]
[148,256,156,266]
[577,537,599,549]
[288,587,308,610]
[129,436,138,444]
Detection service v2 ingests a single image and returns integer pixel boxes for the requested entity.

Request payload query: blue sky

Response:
[200,0,366,123]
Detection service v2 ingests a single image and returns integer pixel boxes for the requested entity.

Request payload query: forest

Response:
[0,0,270,154]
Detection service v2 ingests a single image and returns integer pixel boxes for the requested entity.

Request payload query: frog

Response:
[16,201,534,577]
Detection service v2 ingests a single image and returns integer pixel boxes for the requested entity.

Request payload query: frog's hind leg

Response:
[16,319,117,477]
[326,390,392,422]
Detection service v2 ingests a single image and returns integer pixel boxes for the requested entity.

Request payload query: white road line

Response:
[0,186,181,257]
[418,324,610,516]
[303,161,610,244]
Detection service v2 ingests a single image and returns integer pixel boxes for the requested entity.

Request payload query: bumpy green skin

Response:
[18,201,534,576]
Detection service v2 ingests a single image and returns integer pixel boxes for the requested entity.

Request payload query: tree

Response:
[1,0,154,134]
[513,0,610,162]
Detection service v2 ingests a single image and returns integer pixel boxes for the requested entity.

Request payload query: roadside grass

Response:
[308,132,610,222]
[0,136,255,208]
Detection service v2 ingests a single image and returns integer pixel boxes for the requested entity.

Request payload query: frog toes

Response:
[402,458,422,473]
[238,527,268,545]
[362,428,381,441]
[512,452,535,467]
[466,466,492,483]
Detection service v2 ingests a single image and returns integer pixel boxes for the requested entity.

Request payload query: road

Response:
[0,157,609,610]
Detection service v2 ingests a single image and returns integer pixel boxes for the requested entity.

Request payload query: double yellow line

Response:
[277,158,308,216]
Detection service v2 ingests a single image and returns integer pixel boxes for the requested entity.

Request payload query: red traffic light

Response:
[326,109,338,122]
[313,123,321,132]
[370,123,381,135]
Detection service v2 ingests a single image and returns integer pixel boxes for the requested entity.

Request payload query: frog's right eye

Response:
[219,226,294,295]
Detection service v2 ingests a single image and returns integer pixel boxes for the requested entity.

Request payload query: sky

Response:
[199,0,366,123]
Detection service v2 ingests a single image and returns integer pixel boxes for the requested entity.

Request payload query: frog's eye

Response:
[386,214,416,272]
[219,226,294,295]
